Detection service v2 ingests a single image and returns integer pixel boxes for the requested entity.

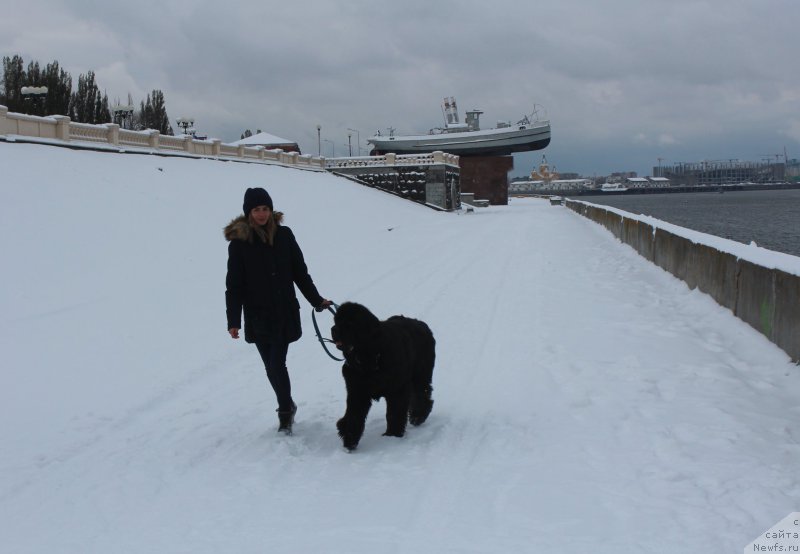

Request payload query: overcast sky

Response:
[2,0,798,177]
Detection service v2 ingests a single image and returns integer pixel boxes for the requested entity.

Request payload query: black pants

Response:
[254,340,292,412]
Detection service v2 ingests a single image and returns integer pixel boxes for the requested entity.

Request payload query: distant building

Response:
[609,171,638,180]
[509,178,594,193]
[549,178,594,190]
[653,159,785,185]
[648,177,671,187]
[625,177,650,189]
[786,159,800,182]
[231,131,300,153]
[509,180,545,194]
[513,156,594,192]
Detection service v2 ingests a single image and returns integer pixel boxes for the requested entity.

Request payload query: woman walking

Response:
[225,187,331,434]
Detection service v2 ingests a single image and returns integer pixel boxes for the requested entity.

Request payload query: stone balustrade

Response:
[0,105,326,170]
[325,151,460,169]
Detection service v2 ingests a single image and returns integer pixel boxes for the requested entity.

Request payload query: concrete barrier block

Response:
[653,229,691,282]
[598,210,608,226]
[567,201,585,216]
[636,221,655,262]
[591,206,607,225]
[773,270,800,362]
[621,217,638,247]
[734,260,776,340]
[598,207,609,226]
[687,243,738,312]
[604,210,622,239]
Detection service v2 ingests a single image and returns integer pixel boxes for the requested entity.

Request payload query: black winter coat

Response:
[224,213,324,344]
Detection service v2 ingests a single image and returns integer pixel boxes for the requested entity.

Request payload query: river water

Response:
[577,189,800,257]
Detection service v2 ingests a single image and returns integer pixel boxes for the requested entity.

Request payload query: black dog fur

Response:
[331,302,435,450]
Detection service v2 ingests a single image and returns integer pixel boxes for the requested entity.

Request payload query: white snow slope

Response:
[1,142,798,553]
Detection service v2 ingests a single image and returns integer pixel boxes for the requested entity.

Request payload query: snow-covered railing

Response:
[158,133,190,152]
[70,121,112,143]
[325,151,460,169]
[0,105,326,170]
[565,198,800,363]
[219,144,239,157]
[0,107,67,140]
[118,128,151,147]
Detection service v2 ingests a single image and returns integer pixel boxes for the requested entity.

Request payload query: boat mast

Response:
[443,96,459,128]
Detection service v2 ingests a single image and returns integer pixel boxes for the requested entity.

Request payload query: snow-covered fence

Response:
[0,105,65,140]
[0,105,326,170]
[325,151,460,169]
[118,128,151,148]
[565,199,800,363]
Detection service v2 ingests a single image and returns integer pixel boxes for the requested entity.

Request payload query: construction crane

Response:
[656,157,667,176]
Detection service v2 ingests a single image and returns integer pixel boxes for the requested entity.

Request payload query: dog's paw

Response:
[382,430,405,438]
[337,418,360,450]
[409,399,433,426]
[341,436,360,450]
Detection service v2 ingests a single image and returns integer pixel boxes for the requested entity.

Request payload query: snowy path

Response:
[1,144,797,553]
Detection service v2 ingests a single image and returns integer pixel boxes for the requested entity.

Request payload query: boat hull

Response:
[368,123,551,156]
[601,185,628,192]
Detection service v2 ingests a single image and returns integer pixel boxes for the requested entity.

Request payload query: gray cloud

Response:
[1,0,798,176]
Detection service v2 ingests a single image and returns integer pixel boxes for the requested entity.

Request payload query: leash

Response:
[312,302,343,361]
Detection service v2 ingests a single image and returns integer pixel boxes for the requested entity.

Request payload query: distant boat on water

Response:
[367,96,551,157]
[601,182,629,192]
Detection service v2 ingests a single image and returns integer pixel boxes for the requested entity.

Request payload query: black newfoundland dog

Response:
[331,302,435,451]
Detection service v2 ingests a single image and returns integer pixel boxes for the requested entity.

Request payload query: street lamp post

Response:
[347,128,361,156]
[348,132,352,156]
[111,103,135,129]
[21,86,48,116]
[316,124,321,156]
[176,117,195,136]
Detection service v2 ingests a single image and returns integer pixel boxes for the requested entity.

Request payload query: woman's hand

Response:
[316,299,333,312]
[229,328,240,339]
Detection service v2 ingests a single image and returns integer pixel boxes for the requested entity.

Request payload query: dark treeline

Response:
[0,54,173,134]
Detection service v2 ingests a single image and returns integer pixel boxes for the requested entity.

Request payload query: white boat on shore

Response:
[368,97,551,156]
[601,182,629,192]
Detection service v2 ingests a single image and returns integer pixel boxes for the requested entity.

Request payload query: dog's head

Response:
[331,302,381,356]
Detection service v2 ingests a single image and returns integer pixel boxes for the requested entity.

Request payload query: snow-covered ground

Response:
[1,142,797,553]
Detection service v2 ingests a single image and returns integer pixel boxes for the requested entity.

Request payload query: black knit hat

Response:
[243,187,273,216]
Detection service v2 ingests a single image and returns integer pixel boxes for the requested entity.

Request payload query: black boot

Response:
[277,402,297,435]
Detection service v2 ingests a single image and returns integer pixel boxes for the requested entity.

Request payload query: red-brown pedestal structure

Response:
[459,155,514,205]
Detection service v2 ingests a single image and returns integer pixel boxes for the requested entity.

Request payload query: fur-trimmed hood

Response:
[224,212,284,243]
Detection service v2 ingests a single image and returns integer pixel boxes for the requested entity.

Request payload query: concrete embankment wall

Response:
[565,200,800,363]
